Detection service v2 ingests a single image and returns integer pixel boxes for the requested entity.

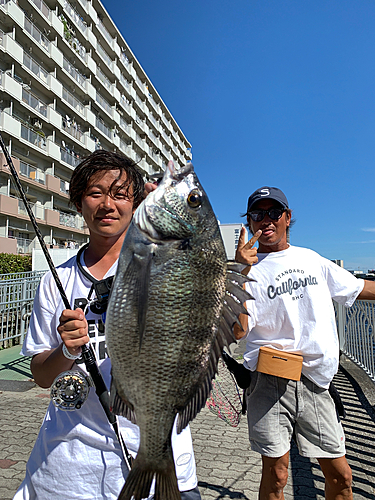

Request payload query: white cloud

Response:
[361,228,375,232]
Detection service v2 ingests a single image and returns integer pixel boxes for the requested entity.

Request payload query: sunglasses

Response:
[248,208,286,222]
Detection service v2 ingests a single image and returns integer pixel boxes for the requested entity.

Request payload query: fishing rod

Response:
[0,132,133,469]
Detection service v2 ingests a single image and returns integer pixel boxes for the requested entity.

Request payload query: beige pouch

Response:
[256,346,303,381]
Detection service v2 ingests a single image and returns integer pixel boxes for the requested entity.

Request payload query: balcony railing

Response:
[96,117,111,139]
[62,57,86,87]
[120,116,130,134]
[61,148,80,167]
[18,199,45,220]
[20,124,46,149]
[62,116,83,142]
[120,51,130,68]
[24,18,50,51]
[97,43,112,68]
[60,179,69,194]
[59,211,83,229]
[96,67,111,92]
[97,19,113,46]
[62,86,85,115]
[19,160,45,184]
[30,0,50,20]
[23,53,48,84]
[120,73,130,91]
[63,0,87,34]
[22,88,47,117]
[120,94,131,113]
[0,29,3,47]
[96,92,112,116]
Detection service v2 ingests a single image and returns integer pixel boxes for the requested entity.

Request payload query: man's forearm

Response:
[357,280,375,301]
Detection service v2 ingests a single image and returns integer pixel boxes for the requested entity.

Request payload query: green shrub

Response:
[0,253,32,274]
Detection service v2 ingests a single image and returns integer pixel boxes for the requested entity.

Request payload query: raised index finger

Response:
[248,229,262,249]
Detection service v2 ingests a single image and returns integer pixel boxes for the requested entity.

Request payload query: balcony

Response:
[23,53,49,84]
[24,18,50,52]
[63,0,87,34]
[96,117,112,139]
[62,56,86,87]
[60,148,80,167]
[97,43,112,68]
[19,160,45,185]
[61,15,86,60]
[59,210,84,229]
[29,0,50,20]
[18,198,45,220]
[96,92,112,116]
[62,86,85,115]
[21,88,47,117]
[20,123,46,150]
[97,19,113,47]
[96,67,112,92]
[61,116,83,142]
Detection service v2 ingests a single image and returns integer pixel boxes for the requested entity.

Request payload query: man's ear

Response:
[286,210,292,227]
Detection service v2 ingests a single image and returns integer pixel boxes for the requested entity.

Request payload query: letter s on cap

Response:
[260,188,270,197]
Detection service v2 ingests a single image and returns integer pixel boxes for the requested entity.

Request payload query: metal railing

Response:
[24,17,50,51]
[20,160,45,185]
[336,300,375,382]
[96,92,112,116]
[63,56,86,87]
[22,87,47,117]
[30,0,50,19]
[0,272,46,348]
[23,53,49,84]
[62,86,85,115]
[20,124,47,149]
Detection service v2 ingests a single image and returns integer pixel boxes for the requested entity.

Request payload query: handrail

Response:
[335,300,375,383]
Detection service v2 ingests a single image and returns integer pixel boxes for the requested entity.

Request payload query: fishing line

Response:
[0,133,133,470]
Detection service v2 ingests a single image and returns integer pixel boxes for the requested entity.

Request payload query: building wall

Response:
[0,0,192,254]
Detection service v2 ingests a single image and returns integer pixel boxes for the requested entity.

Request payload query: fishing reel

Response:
[51,371,93,411]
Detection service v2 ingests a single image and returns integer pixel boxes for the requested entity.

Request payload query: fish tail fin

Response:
[118,455,180,500]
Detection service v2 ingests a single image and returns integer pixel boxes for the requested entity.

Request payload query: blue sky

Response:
[103,0,375,271]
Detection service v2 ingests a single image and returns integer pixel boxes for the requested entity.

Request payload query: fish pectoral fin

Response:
[123,250,153,350]
[109,379,137,424]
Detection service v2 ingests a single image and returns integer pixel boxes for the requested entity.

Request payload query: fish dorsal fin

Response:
[176,262,255,433]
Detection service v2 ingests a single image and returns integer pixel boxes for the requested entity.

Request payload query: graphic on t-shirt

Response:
[74,297,107,362]
[268,271,318,300]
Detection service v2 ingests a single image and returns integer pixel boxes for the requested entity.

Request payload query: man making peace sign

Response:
[234,186,375,500]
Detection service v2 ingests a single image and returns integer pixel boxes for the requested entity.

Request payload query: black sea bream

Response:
[105,162,252,500]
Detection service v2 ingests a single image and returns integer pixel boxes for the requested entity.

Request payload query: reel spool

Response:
[51,371,92,411]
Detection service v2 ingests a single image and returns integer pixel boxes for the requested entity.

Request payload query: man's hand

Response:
[235,228,261,272]
[57,308,89,356]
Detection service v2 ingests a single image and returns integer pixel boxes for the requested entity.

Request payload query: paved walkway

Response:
[0,348,374,500]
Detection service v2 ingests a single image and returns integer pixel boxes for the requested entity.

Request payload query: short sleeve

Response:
[323,259,364,307]
[21,272,63,357]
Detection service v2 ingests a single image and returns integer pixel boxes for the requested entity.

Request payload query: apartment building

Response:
[0,0,192,254]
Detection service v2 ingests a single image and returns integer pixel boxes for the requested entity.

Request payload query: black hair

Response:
[69,150,145,210]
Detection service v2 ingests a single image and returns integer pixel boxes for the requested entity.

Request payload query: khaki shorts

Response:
[246,372,346,458]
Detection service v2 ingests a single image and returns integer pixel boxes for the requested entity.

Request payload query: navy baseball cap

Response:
[247,187,289,213]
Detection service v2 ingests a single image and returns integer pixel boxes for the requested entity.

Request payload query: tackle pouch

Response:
[256,346,303,381]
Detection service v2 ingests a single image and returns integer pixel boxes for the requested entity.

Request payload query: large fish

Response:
[105,162,252,500]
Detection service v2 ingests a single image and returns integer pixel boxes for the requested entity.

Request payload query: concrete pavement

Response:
[0,348,374,500]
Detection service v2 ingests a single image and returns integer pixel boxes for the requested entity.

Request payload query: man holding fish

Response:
[235,186,375,500]
[14,150,201,500]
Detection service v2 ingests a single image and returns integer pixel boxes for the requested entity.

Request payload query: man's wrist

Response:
[62,343,82,360]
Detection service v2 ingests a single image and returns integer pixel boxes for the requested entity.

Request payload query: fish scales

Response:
[105,162,251,500]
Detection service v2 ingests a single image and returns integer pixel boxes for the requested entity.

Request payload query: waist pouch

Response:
[256,346,303,381]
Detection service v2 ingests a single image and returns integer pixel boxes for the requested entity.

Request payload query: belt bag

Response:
[256,346,303,381]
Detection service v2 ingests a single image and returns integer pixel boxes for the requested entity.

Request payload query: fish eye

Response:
[187,189,202,209]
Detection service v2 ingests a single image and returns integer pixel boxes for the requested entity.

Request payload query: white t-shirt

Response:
[243,245,364,389]
[14,254,198,500]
